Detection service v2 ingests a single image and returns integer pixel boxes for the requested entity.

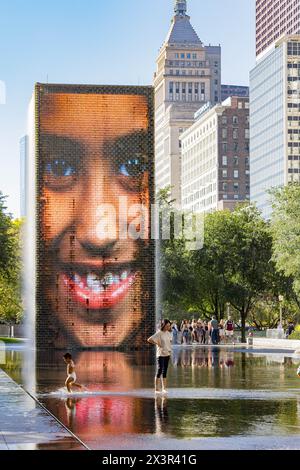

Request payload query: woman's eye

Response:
[118,157,147,178]
[45,159,77,177]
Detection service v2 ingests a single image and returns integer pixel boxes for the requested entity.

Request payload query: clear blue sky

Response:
[0,0,255,217]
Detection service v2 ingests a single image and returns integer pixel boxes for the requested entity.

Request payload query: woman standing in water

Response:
[148,319,172,394]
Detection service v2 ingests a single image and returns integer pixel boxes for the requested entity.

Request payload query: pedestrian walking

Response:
[209,316,219,345]
[224,316,235,344]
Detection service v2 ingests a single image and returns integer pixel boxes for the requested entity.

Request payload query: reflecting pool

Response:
[2,346,300,449]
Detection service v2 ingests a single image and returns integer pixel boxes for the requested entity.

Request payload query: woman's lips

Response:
[62,270,136,309]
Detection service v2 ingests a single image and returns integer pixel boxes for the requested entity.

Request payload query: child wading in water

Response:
[63,353,84,393]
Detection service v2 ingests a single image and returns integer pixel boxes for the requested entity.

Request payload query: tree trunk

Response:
[241,312,246,343]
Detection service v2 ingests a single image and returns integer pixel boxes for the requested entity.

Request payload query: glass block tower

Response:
[250,36,300,218]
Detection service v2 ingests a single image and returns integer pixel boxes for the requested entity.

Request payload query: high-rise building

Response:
[250,36,300,219]
[154,0,221,205]
[20,135,28,217]
[256,0,300,58]
[221,84,249,102]
[181,96,250,214]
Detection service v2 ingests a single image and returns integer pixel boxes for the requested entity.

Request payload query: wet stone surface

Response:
[0,369,85,450]
[1,346,300,450]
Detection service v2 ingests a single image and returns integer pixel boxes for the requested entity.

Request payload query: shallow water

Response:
[2,346,300,449]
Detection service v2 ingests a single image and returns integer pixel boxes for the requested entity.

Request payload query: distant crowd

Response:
[170,316,235,346]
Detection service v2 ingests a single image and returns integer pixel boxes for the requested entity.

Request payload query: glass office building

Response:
[250,36,300,219]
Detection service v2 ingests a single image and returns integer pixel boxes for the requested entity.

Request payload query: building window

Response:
[215,79,218,85]
[170,70,173,75]
[222,156,228,166]
[233,129,238,139]
[223,182,228,191]
[192,53,197,59]
[175,53,179,58]
[234,194,239,200]
[245,142,249,151]
[223,194,228,199]
[181,53,185,58]
[222,128,227,139]
[233,116,238,125]
[245,129,250,139]
[234,142,238,152]
[222,143,227,152]
[245,157,249,167]
[234,156,239,166]
[176,70,180,75]
[238,102,243,109]
[222,115,227,125]
[222,170,228,178]
[187,53,191,59]
[182,70,186,75]
[234,170,239,178]
[234,182,239,191]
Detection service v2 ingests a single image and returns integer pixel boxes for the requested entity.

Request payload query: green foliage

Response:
[289,325,300,340]
[159,195,300,342]
[0,192,23,325]
[270,184,300,298]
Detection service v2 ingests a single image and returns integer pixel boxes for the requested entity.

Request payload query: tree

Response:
[0,193,23,330]
[0,192,16,277]
[193,204,274,342]
[270,184,300,298]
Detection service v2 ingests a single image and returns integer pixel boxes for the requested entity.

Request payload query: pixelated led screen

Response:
[36,84,155,350]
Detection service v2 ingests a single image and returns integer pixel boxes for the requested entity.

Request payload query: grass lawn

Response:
[0,337,25,344]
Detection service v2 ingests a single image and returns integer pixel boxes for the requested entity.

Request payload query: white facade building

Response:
[181,97,250,214]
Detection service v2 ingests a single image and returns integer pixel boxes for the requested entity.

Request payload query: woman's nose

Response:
[75,168,120,250]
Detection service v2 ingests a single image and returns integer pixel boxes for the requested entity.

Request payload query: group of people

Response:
[170,316,235,346]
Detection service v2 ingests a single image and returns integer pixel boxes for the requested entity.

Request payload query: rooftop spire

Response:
[174,0,187,16]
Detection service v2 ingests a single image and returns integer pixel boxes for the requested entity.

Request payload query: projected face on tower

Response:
[37,88,154,349]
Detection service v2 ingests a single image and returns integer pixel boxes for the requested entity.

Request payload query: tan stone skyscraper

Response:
[154,0,221,205]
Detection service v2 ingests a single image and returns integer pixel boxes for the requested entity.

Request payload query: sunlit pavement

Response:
[0,369,86,450]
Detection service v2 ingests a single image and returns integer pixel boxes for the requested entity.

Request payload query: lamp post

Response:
[278,295,284,328]
[226,302,230,319]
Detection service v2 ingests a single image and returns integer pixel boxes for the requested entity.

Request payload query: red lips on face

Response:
[62,268,136,310]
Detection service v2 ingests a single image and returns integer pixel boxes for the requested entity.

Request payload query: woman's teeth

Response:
[74,271,129,292]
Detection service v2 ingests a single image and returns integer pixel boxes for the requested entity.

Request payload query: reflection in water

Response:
[2,347,300,449]
[155,396,169,436]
